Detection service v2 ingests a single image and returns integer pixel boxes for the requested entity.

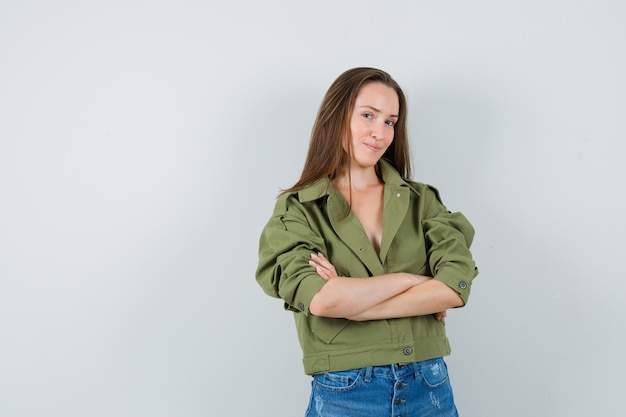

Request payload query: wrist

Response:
[411,274,432,285]
[406,273,423,286]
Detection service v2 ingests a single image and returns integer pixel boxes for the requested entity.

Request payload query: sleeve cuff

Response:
[283,274,328,315]
[434,265,478,306]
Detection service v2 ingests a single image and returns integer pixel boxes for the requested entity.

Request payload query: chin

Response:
[354,159,381,169]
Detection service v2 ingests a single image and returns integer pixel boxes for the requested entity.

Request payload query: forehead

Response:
[354,82,399,114]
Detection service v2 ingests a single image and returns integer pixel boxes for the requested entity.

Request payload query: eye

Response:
[385,119,396,127]
[362,112,373,120]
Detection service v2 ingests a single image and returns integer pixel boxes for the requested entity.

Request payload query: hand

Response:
[309,252,339,280]
[434,311,447,320]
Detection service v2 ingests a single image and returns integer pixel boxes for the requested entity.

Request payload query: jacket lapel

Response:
[326,186,385,277]
[379,183,409,264]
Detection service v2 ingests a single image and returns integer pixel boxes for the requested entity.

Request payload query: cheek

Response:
[383,136,394,152]
[349,120,363,137]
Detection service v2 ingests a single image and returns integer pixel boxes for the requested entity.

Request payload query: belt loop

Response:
[411,362,420,380]
[363,366,373,382]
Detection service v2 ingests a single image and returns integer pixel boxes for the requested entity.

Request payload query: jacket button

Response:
[403,347,412,355]
[459,281,467,290]
[298,303,305,311]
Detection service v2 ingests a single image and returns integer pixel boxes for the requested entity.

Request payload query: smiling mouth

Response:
[364,143,381,151]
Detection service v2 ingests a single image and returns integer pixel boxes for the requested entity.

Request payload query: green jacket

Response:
[256,160,478,375]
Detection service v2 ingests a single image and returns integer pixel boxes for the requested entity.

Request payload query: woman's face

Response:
[347,82,399,170]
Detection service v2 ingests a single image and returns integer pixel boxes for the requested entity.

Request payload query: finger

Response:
[309,260,330,279]
[309,253,324,267]
[315,254,337,272]
[311,253,339,279]
[434,311,447,320]
[312,252,331,265]
[308,257,329,271]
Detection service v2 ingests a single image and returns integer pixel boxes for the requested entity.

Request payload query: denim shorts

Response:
[305,357,458,417]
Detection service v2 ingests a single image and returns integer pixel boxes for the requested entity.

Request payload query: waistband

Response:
[316,357,445,382]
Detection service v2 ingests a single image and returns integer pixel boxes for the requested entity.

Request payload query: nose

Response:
[370,122,385,139]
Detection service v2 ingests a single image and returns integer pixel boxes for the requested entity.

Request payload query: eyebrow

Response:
[361,105,399,118]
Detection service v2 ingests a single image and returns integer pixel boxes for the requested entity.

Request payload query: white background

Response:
[1,1,625,416]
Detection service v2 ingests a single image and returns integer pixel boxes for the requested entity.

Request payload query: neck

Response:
[334,164,382,191]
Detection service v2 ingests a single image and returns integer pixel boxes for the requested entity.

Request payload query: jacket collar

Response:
[296,159,413,271]
[297,158,412,202]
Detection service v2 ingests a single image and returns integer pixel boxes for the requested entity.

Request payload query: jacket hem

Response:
[302,337,451,375]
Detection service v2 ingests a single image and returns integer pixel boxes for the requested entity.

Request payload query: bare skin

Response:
[309,253,462,321]
[307,82,463,321]
[333,179,385,255]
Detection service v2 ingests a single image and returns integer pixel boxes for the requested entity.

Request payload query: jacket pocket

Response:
[309,316,352,344]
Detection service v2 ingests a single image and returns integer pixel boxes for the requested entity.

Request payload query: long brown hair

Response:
[282,67,411,194]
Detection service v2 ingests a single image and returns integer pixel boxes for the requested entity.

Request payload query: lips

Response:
[364,143,381,152]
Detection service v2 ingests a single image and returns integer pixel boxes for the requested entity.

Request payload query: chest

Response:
[315,189,429,278]
[339,186,384,254]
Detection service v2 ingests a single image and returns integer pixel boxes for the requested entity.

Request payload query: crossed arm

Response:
[308,253,464,321]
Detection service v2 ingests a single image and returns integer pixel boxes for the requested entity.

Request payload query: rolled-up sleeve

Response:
[422,187,478,305]
[256,195,328,314]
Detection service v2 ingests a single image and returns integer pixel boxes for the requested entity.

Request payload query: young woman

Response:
[256,67,478,417]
